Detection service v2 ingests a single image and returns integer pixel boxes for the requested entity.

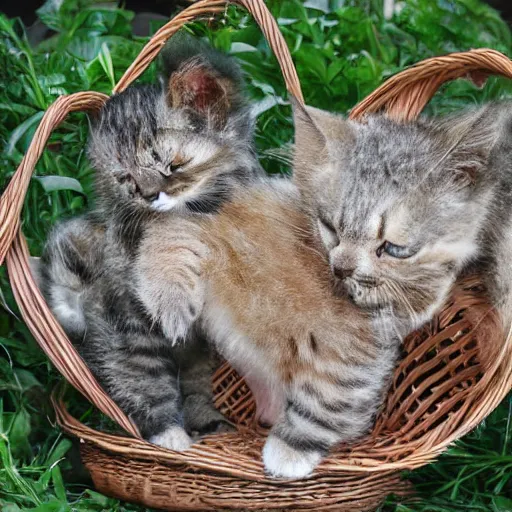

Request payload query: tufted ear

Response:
[436,103,507,190]
[292,98,355,184]
[167,57,236,130]
[162,32,246,131]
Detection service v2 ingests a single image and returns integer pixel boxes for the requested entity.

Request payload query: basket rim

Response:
[50,275,512,479]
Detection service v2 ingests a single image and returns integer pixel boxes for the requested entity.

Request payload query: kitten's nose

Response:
[333,266,355,280]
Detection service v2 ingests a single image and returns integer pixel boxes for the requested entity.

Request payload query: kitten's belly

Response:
[202,297,285,426]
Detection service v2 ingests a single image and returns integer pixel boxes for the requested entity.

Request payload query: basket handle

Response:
[350,48,512,122]
[0,0,302,437]
[114,0,304,103]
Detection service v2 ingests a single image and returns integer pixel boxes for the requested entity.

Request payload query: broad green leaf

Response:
[8,408,31,459]
[2,504,22,512]
[251,96,286,118]
[230,42,258,53]
[304,0,330,12]
[5,112,44,156]
[277,18,299,26]
[46,438,72,467]
[51,466,66,502]
[83,490,109,506]
[31,500,70,512]
[33,176,85,195]
[493,496,512,511]
[97,42,115,88]
[12,368,43,391]
[0,103,36,116]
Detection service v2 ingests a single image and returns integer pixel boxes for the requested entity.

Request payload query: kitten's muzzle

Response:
[355,276,379,288]
[333,266,356,281]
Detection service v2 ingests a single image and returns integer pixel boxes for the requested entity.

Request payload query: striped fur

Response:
[37,35,256,449]
[39,215,232,447]
[292,101,512,338]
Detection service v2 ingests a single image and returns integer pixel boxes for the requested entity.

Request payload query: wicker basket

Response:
[2,0,512,510]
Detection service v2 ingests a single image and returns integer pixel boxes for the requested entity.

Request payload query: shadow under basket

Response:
[2,1,512,510]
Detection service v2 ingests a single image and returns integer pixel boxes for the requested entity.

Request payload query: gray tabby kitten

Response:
[37,35,261,449]
[292,100,512,339]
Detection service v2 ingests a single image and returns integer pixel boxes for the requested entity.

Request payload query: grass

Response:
[1,0,512,509]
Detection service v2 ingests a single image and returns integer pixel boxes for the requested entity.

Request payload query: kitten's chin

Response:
[150,191,183,212]
[341,277,373,308]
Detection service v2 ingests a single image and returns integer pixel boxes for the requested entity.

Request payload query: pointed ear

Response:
[167,57,235,129]
[438,105,502,189]
[292,98,355,181]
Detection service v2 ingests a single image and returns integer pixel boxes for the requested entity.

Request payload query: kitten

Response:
[291,100,512,338]
[37,35,260,449]
[134,177,402,478]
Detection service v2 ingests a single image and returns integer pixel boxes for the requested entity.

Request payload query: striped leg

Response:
[262,372,390,478]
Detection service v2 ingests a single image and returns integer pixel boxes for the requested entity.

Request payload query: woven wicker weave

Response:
[2,0,512,510]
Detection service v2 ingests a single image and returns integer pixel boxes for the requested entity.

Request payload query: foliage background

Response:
[1,0,512,510]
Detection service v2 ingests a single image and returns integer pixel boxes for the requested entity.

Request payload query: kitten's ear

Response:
[439,105,504,188]
[167,58,233,127]
[162,32,245,130]
[292,98,354,177]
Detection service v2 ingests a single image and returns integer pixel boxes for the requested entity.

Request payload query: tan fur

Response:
[199,185,376,382]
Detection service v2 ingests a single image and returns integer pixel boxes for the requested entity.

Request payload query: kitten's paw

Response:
[262,435,322,479]
[149,426,193,451]
[159,290,204,343]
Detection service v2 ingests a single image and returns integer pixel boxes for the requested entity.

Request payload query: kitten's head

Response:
[293,101,504,328]
[88,35,261,216]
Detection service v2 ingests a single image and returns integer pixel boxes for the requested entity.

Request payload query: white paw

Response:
[262,435,322,479]
[160,290,203,344]
[149,426,193,451]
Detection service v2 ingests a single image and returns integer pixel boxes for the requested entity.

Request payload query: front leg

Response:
[135,220,208,344]
[263,368,390,479]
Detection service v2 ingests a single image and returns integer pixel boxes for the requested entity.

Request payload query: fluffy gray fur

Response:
[293,100,512,337]
[37,34,260,449]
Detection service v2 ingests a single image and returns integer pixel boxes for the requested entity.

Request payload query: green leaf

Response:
[0,103,36,116]
[303,0,330,13]
[46,438,72,467]
[84,490,109,506]
[493,496,512,511]
[31,500,70,512]
[5,112,44,156]
[33,176,85,195]
[230,42,258,54]
[51,466,66,502]
[36,0,64,31]
[2,504,22,512]
[8,408,32,459]
[97,42,115,88]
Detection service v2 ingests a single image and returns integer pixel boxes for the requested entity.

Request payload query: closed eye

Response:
[162,158,191,177]
[377,241,417,259]
[168,162,183,173]
[318,215,337,234]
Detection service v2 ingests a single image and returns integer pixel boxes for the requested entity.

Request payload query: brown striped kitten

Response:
[135,179,401,478]
[36,35,260,450]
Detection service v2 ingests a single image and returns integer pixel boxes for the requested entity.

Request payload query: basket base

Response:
[80,442,411,511]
